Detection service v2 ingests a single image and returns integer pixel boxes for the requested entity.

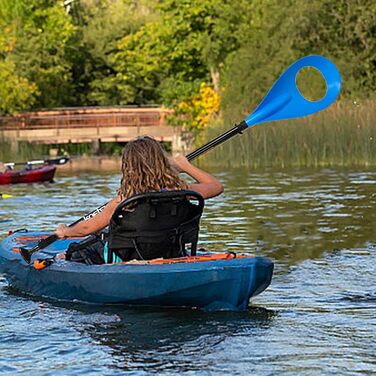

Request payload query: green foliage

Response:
[70,0,154,105]
[0,0,376,141]
[0,0,76,110]
[0,60,38,114]
[112,0,246,106]
[112,2,208,105]
[290,0,376,97]
[0,138,47,162]
[221,0,376,123]
[220,0,297,123]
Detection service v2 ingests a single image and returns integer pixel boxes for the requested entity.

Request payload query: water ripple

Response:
[1,167,376,374]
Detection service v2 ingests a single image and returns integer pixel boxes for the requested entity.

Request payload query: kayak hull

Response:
[0,232,273,311]
[0,165,56,185]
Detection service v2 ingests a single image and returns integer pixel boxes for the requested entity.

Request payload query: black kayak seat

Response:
[107,190,204,262]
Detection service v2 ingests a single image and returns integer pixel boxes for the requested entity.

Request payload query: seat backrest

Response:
[108,190,204,262]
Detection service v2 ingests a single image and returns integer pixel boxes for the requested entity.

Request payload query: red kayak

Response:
[0,165,56,185]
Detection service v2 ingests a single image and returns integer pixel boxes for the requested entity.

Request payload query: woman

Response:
[55,136,223,240]
[0,162,7,173]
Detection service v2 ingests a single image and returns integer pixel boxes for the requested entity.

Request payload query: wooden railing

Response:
[0,107,173,130]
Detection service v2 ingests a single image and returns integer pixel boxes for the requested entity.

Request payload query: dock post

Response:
[92,139,101,155]
[171,128,194,156]
[10,139,19,154]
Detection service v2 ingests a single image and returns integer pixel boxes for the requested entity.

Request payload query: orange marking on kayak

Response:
[12,248,20,253]
[33,259,52,270]
[113,252,253,265]
[15,235,49,244]
[147,253,237,264]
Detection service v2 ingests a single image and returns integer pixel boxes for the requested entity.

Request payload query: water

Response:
[1,167,376,375]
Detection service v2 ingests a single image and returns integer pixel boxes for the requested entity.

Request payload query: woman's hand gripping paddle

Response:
[20,55,341,265]
[19,204,107,264]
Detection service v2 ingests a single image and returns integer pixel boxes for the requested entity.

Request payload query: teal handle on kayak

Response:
[187,55,341,160]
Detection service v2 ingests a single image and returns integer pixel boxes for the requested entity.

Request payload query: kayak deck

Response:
[0,231,273,311]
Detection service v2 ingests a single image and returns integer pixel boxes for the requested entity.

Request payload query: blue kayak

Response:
[0,231,273,311]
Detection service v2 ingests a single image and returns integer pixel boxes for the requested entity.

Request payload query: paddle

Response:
[4,156,70,168]
[20,55,341,264]
[0,193,13,199]
[187,55,341,160]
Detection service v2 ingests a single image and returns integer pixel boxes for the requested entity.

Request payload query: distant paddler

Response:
[0,163,12,196]
[0,164,12,197]
[0,162,6,172]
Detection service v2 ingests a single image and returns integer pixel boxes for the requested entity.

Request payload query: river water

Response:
[0,166,375,375]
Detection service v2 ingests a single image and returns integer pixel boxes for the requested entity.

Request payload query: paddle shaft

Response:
[33,203,108,251]
[5,156,69,168]
[186,121,248,161]
[6,121,247,169]
[20,203,108,263]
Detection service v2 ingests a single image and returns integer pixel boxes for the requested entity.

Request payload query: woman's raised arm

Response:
[171,155,223,199]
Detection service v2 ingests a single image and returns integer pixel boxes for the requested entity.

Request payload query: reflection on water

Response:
[80,306,276,374]
[1,167,376,374]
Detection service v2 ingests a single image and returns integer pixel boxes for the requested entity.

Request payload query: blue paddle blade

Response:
[244,55,341,127]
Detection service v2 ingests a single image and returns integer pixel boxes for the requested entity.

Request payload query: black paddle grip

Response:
[186,121,248,161]
[20,234,59,264]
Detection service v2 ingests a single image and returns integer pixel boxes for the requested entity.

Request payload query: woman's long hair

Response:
[118,136,188,199]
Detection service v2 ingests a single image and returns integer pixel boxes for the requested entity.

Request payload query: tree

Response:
[221,0,376,123]
[289,0,376,97]
[68,0,154,105]
[0,0,76,111]
[112,0,250,106]
[0,60,38,114]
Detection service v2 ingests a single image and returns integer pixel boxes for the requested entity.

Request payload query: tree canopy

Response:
[0,0,375,128]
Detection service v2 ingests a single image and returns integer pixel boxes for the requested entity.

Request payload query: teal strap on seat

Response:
[103,242,122,264]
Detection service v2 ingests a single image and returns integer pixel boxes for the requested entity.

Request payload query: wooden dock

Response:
[0,106,191,154]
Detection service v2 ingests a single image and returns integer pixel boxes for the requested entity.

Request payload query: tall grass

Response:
[2,100,376,168]
[0,138,47,163]
[201,100,376,168]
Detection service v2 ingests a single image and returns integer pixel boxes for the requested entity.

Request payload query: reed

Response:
[201,100,376,168]
[0,139,47,163]
[2,100,375,168]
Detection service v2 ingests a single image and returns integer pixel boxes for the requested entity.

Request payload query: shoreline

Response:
[58,156,122,172]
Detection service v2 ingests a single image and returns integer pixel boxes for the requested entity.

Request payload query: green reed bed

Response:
[0,141,98,163]
[0,139,49,163]
[201,100,376,168]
